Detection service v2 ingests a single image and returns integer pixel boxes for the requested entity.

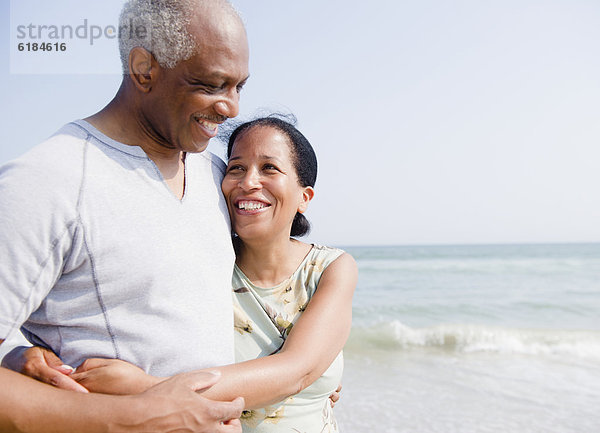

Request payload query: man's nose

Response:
[214,88,240,119]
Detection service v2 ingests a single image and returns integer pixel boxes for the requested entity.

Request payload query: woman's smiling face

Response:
[222,126,314,243]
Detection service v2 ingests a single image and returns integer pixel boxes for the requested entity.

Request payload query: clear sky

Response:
[2,0,599,246]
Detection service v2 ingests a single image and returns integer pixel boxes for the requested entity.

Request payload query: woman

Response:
[19,116,357,432]
[219,116,356,431]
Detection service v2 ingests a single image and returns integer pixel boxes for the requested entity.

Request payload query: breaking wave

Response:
[346,321,600,360]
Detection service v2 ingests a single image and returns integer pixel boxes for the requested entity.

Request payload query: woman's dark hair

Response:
[226,114,318,237]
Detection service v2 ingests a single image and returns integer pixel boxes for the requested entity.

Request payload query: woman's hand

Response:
[329,383,342,407]
[70,358,162,395]
[1,345,89,393]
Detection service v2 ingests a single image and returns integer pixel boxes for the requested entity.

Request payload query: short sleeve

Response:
[0,133,84,339]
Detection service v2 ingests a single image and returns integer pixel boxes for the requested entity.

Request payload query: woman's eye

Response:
[263,164,279,172]
[226,165,244,173]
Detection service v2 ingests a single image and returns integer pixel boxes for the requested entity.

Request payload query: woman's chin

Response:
[234,227,269,244]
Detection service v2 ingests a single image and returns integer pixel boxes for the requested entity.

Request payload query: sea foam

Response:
[346,320,600,360]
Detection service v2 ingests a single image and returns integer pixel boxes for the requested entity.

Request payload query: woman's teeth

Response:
[238,201,268,210]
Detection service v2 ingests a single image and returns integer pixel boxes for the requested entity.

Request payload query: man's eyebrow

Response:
[193,72,250,84]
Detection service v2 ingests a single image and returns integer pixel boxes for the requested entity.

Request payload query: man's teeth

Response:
[196,118,218,130]
[238,201,268,210]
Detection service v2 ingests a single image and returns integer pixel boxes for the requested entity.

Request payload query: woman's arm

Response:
[197,252,357,408]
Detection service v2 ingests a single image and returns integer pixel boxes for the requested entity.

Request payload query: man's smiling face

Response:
[141,7,249,153]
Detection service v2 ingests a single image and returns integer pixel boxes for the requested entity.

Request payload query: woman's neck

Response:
[236,237,312,288]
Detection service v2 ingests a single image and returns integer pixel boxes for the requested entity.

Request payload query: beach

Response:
[334,243,600,432]
[0,243,597,432]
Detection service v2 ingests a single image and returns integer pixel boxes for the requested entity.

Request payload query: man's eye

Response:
[192,81,220,93]
[263,164,279,172]
[200,86,218,94]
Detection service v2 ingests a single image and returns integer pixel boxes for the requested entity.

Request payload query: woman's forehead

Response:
[231,126,292,159]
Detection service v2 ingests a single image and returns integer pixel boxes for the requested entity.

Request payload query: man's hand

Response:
[122,371,244,433]
[2,346,88,393]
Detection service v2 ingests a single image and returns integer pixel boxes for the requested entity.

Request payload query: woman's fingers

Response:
[329,382,342,407]
[20,347,88,393]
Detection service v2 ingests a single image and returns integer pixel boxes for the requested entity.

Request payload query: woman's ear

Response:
[297,186,315,214]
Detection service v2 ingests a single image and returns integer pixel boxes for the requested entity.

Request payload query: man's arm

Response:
[0,366,244,433]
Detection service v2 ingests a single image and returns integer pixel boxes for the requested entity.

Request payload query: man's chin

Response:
[192,144,210,153]
[182,138,211,154]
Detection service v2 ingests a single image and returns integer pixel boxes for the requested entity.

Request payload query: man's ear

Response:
[127,47,156,92]
[298,186,315,213]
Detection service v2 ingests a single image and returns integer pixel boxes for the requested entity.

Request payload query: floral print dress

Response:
[232,244,344,433]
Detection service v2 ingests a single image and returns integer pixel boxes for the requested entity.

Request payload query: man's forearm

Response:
[0,367,135,433]
[0,367,244,433]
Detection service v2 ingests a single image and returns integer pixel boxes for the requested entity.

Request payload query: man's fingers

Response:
[207,396,245,423]
[141,373,244,432]
[217,418,242,433]
[178,370,222,393]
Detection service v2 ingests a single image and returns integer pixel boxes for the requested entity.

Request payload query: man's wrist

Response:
[103,395,145,433]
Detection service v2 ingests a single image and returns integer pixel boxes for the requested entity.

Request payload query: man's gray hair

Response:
[118,0,238,74]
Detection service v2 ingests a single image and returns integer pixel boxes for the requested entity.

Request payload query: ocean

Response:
[335,243,600,433]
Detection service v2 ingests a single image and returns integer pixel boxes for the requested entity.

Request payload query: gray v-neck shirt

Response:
[0,120,235,375]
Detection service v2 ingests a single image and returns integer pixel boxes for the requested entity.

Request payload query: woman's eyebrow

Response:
[229,155,280,161]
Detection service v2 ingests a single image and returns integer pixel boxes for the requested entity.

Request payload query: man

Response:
[0,0,249,430]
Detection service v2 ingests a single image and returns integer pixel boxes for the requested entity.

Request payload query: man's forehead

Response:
[170,1,248,80]
[182,42,249,76]
[187,11,248,55]
[186,0,245,37]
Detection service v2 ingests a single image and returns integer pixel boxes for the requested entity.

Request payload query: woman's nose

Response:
[239,169,261,191]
